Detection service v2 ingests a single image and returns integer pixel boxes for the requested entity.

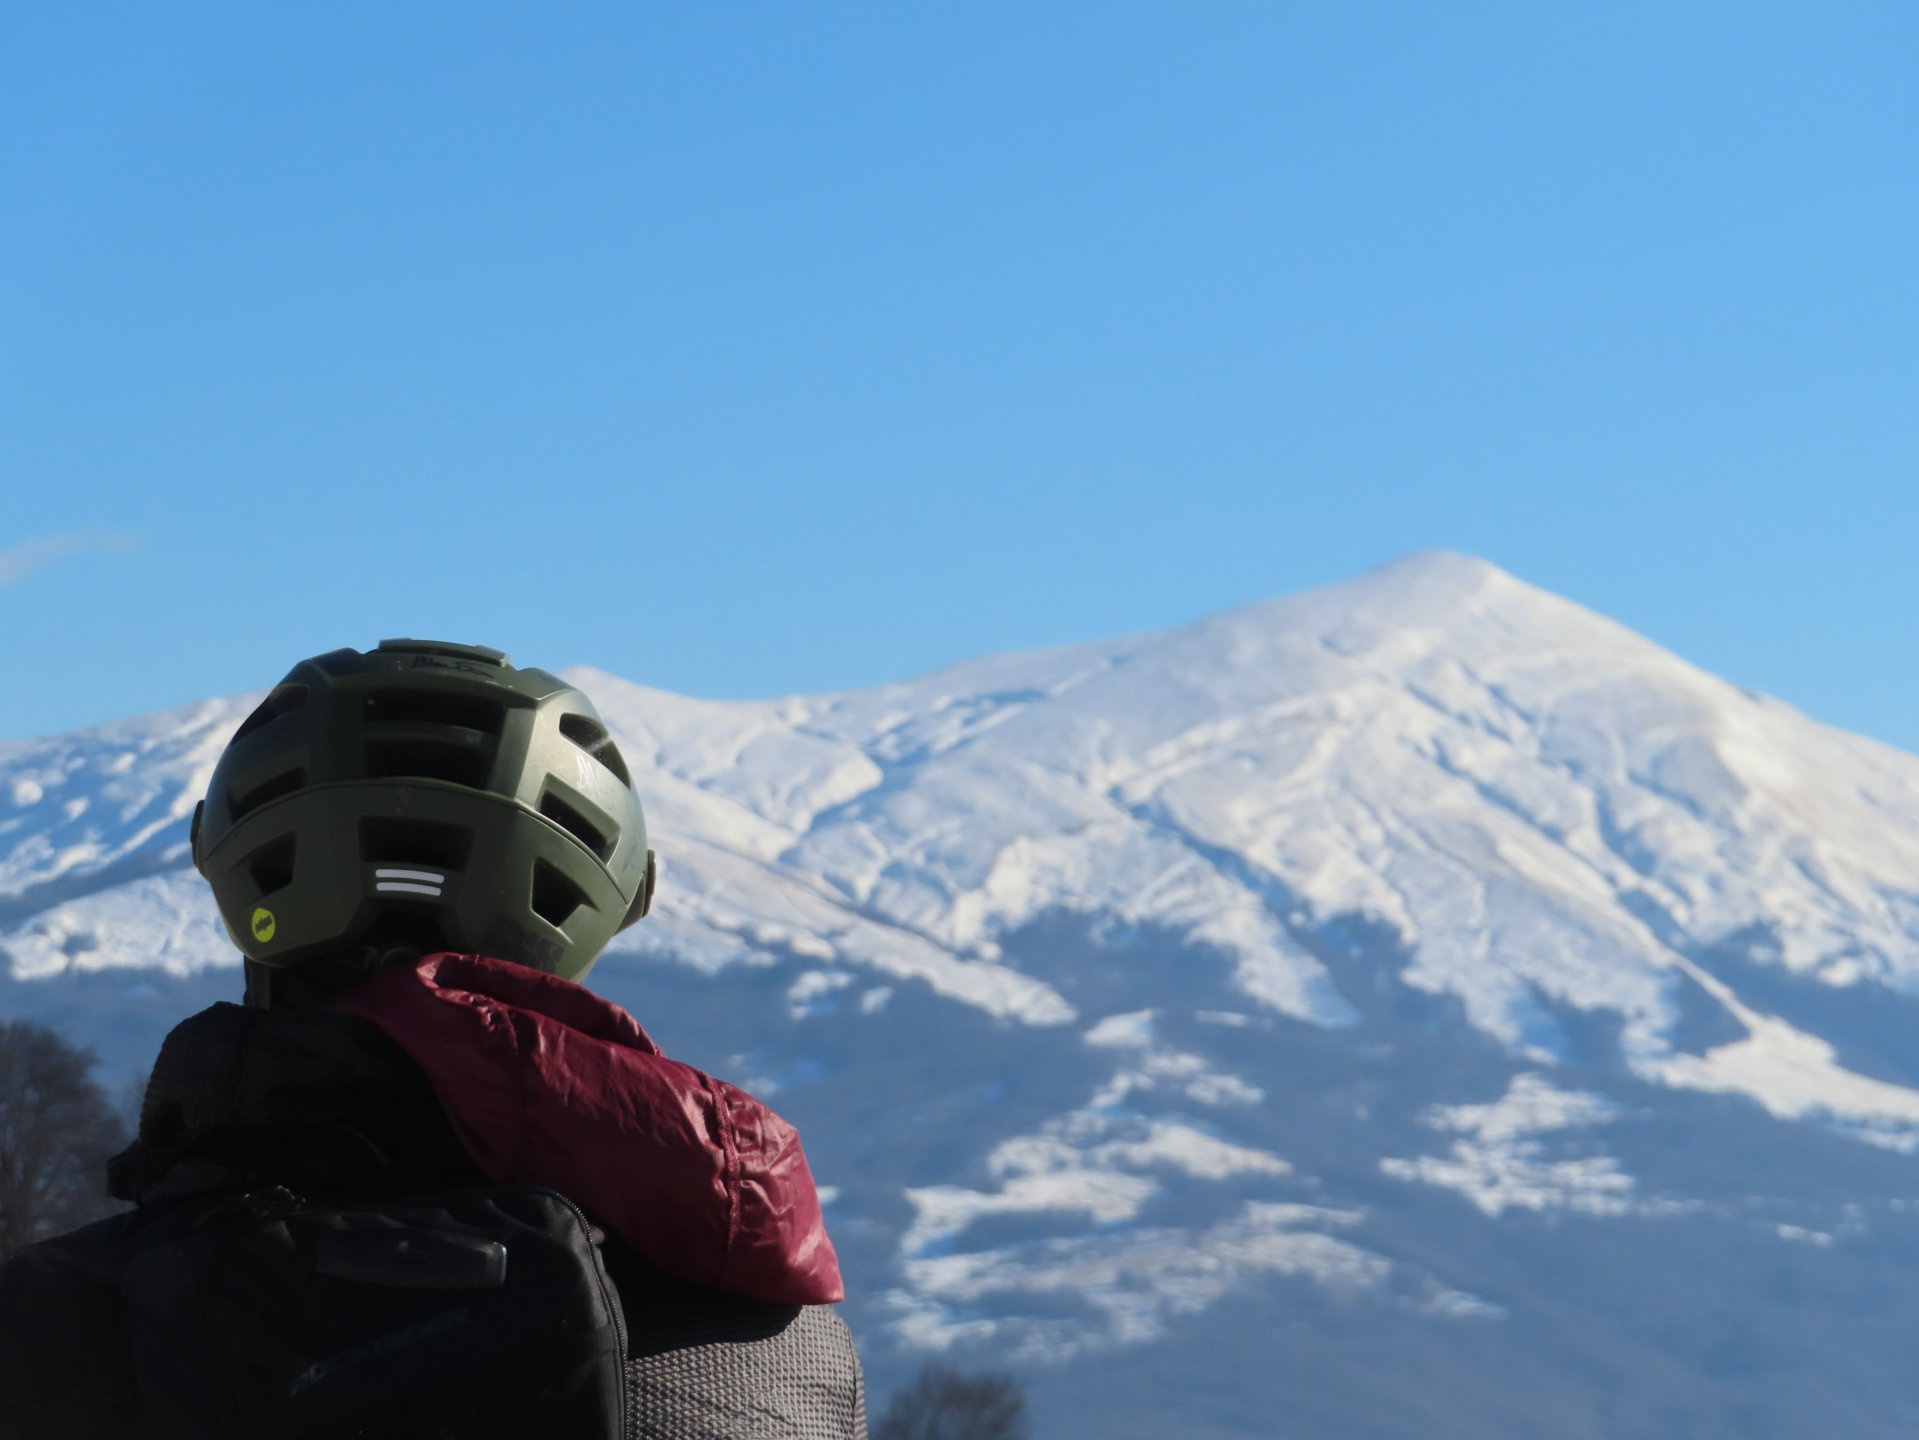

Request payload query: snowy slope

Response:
[11,552,1919,1437]
[591,550,1919,1145]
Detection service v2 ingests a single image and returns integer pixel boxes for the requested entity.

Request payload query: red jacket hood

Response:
[333,952,843,1306]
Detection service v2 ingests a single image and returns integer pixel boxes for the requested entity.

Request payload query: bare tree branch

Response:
[874,1362,1029,1440]
[0,1020,129,1259]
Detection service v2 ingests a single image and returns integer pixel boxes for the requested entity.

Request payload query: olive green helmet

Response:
[192,638,657,985]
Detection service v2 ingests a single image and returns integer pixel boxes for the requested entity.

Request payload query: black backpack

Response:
[113,1182,629,1440]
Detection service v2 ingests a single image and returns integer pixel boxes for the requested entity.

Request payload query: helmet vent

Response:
[360,817,473,870]
[558,714,632,786]
[365,691,505,735]
[530,861,587,929]
[376,638,508,667]
[539,789,615,861]
[230,684,310,745]
[231,768,307,820]
[364,738,491,789]
[246,836,297,897]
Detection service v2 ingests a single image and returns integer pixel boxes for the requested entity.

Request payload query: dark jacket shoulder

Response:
[0,1213,144,1440]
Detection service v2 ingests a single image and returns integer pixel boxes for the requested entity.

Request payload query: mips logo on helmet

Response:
[250,907,276,943]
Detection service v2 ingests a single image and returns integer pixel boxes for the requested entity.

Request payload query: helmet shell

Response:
[193,639,655,983]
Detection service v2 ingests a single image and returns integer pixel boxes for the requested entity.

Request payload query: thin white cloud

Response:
[0,532,140,588]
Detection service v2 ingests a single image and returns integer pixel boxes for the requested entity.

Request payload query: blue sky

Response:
[3,2,1916,748]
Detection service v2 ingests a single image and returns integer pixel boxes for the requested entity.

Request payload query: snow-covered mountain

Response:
[9,551,1919,1438]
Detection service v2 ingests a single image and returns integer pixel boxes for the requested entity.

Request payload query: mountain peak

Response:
[1274,549,1552,632]
[1354,547,1510,591]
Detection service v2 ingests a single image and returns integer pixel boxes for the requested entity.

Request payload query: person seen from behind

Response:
[0,638,865,1439]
